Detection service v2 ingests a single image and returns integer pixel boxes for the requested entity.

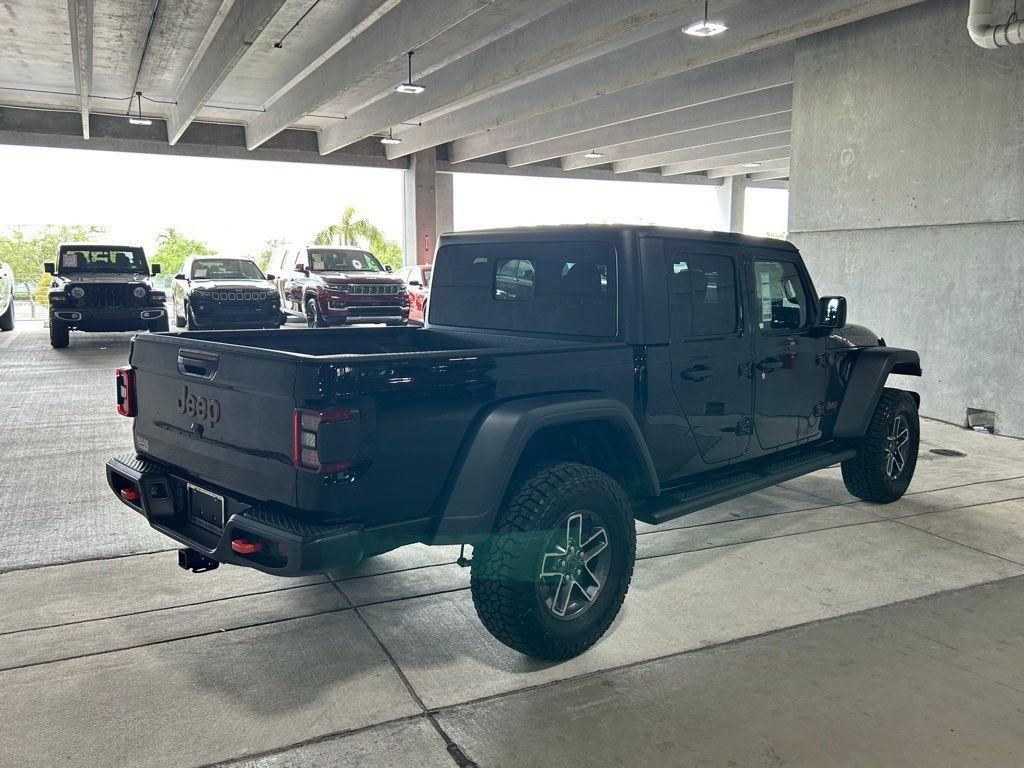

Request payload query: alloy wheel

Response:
[537,511,611,620]
[884,414,910,480]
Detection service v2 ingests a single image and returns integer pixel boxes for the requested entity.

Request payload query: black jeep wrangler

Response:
[107,226,921,660]
[45,244,168,348]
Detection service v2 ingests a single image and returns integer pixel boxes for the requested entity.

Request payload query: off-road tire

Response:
[841,387,919,503]
[186,305,200,331]
[470,461,636,661]
[0,298,14,331]
[49,318,69,348]
[148,315,169,333]
[306,296,326,328]
[174,305,186,328]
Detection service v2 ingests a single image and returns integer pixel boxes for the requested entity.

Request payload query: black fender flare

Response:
[832,347,922,438]
[431,394,659,543]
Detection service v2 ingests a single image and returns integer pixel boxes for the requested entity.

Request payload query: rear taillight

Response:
[116,366,137,417]
[293,407,356,473]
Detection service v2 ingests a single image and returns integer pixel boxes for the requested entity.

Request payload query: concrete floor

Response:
[3,319,1024,767]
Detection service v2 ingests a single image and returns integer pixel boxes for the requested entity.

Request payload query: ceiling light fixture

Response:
[395,51,426,94]
[583,150,604,159]
[683,0,728,37]
[380,127,402,145]
[128,91,152,126]
[742,162,763,168]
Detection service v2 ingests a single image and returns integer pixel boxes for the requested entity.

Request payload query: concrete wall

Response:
[789,0,1024,436]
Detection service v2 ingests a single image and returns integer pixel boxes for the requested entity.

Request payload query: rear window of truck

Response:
[430,241,617,337]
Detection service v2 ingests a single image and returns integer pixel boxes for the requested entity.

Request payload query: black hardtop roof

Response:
[58,243,145,253]
[438,224,797,253]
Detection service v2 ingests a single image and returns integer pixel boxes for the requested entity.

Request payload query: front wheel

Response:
[305,297,326,328]
[148,314,169,333]
[470,462,636,661]
[49,318,69,348]
[0,298,14,331]
[185,304,200,331]
[841,388,919,503]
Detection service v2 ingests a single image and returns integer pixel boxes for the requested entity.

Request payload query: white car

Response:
[0,261,14,331]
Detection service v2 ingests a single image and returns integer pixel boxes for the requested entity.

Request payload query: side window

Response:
[753,260,808,331]
[667,251,740,337]
[494,258,535,301]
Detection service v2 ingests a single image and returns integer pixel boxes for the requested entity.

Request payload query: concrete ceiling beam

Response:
[167,0,287,145]
[572,114,791,172]
[461,46,794,170]
[317,0,709,155]
[66,0,93,140]
[244,0,493,150]
[495,85,792,167]
[388,0,927,159]
[614,131,791,173]
[662,149,791,177]
[749,168,790,181]
[703,157,792,178]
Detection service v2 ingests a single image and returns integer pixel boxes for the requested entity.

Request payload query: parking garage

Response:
[2,1,1024,766]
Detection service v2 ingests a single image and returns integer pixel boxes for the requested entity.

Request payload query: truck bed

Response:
[127,326,636,544]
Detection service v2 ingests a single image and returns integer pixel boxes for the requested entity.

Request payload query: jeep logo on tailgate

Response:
[177,385,221,427]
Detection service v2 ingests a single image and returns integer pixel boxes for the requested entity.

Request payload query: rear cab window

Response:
[430,241,617,337]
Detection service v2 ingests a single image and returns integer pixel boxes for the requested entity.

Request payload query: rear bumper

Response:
[106,454,363,576]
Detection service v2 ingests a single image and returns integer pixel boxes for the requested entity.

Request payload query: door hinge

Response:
[738,360,754,379]
[736,417,753,436]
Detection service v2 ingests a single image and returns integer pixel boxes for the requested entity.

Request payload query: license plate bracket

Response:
[187,483,225,533]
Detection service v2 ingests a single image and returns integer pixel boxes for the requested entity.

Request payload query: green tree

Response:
[313,206,403,271]
[151,228,216,276]
[0,224,107,281]
[251,238,286,272]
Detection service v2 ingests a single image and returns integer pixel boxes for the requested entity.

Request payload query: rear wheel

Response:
[470,462,635,661]
[0,298,14,331]
[305,297,326,328]
[841,388,919,503]
[49,318,69,348]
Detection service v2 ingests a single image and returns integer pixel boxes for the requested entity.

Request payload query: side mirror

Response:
[408,280,421,287]
[385,265,393,273]
[265,273,276,281]
[294,263,307,274]
[44,262,55,274]
[151,264,162,275]
[818,296,847,329]
[174,273,186,280]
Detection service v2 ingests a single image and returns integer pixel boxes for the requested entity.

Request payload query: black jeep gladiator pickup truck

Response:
[107,226,921,660]
[45,244,167,348]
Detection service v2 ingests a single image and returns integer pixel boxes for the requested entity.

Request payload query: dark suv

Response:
[171,256,283,331]
[108,226,921,660]
[266,245,408,327]
[45,244,167,348]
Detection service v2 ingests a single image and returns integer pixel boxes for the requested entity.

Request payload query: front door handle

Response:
[756,358,784,374]
[680,364,712,382]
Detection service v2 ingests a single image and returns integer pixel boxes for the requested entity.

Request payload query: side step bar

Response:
[635,445,857,525]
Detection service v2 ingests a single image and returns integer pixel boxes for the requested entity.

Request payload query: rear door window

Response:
[667,252,740,337]
[431,241,617,337]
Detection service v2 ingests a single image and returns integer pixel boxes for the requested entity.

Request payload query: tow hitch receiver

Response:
[178,548,219,573]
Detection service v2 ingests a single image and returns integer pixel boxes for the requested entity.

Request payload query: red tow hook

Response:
[231,538,263,555]
[120,487,141,502]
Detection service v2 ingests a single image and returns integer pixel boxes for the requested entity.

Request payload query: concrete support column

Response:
[728,175,747,233]
[436,171,454,236]
[404,149,438,265]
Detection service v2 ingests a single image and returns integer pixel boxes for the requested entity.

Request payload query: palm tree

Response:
[313,207,403,270]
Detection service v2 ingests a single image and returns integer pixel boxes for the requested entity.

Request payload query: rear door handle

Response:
[680,364,712,382]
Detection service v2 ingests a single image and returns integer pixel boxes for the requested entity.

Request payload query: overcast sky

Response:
[0,144,787,257]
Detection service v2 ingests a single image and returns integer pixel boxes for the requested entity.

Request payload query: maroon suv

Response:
[267,246,408,327]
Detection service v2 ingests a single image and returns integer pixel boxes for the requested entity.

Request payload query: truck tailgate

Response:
[130,336,299,506]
